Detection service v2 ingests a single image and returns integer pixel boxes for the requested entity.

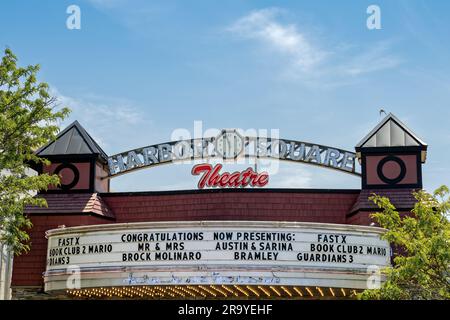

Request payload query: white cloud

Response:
[339,42,402,76]
[228,8,326,71]
[53,89,142,125]
[50,87,146,150]
[228,8,402,85]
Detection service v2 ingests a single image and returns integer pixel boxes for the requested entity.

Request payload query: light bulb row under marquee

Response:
[66,285,359,299]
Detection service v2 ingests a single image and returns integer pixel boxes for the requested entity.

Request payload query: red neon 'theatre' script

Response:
[191,163,269,189]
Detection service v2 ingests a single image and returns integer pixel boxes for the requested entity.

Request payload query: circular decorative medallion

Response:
[376,156,406,185]
[54,163,80,190]
[214,130,244,159]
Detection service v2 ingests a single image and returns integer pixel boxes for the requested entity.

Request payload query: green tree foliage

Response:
[359,186,450,300]
[0,48,70,254]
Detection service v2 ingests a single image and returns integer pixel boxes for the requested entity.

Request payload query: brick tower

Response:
[347,113,427,225]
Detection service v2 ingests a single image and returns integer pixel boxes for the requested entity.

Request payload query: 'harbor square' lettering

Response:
[107,135,358,178]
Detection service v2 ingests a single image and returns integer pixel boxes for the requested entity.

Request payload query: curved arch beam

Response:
[106,137,360,179]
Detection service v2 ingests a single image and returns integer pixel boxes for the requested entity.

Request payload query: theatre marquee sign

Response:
[44,221,390,291]
[107,130,359,179]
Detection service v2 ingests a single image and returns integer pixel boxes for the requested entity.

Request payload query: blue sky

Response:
[1,0,449,191]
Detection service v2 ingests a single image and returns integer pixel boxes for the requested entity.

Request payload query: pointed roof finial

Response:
[356,113,427,150]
